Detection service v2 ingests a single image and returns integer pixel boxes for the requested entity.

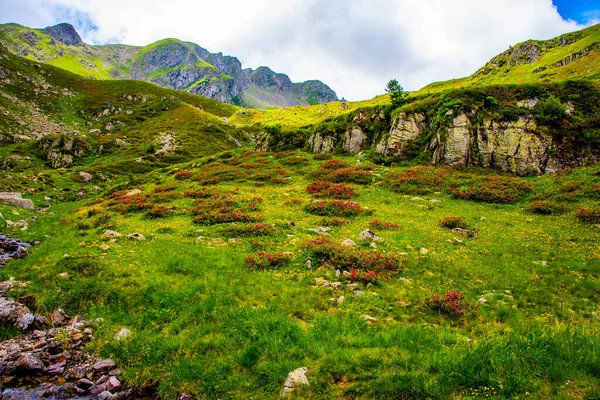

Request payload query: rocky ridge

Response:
[0,23,339,109]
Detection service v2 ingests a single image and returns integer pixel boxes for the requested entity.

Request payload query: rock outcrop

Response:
[0,193,34,209]
[41,23,83,46]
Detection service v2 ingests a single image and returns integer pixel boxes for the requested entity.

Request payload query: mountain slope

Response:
[420,23,600,94]
[0,23,338,109]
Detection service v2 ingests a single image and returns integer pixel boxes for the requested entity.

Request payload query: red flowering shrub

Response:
[368,220,401,230]
[320,160,350,170]
[385,166,450,194]
[302,237,404,272]
[576,208,600,224]
[153,185,177,193]
[283,198,304,207]
[313,153,331,160]
[280,156,309,166]
[305,200,370,217]
[306,181,357,199]
[439,216,469,230]
[108,193,153,213]
[221,223,274,237]
[449,176,531,203]
[421,291,476,317]
[320,217,348,227]
[174,171,192,180]
[347,268,391,285]
[146,206,176,219]
[529,200,565,215]
[324,167,372,184]
[183,189,214,199]
[244,251,293,270]
[191,196,262,225]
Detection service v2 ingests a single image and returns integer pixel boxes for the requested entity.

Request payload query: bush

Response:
[576,208,600,224]
[324,168,372,184]
[347,268,390,285]
[529,200,564,215]
[174,171,192,180]
[320,217,348,227]
[420,292,476,317]
[244,251,292,270]
[439,216,469,230]
[449,176,531,203]
[368,220,401,230]
[534,95,567,126]
[302,237,405,272]
[146,206,176,219]
[306,181,357,199]
[313,153,331,161]
[385,166,450,194]
[305,200,370,217]
[191,196,262,225]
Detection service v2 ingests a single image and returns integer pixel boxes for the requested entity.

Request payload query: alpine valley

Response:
[0,19,598,400]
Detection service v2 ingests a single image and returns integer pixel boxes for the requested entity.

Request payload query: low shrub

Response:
[244,251,293,270]
[347,268,391,285]
[529,200,565,215]
[306,181,357,199]
[320,217,348,227]
[146,206,177,219]
[449,176,531,203]
[439,216,469,230]
[368,220,401,230]
[302,237,404,272]
[313,153,331,160]
[576,208,600,224]
[385,166,450,194]
[153,185,177,193]
[191,196,262,225]
[283,198,304,207]
[305,200,370,217]
[420,292,476,317]
[174,171,192,180]
[324,167,372,184]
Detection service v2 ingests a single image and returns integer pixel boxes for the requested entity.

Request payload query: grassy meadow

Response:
[2,150,599,399]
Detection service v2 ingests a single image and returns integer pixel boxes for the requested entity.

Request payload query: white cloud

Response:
[0,0,586,100]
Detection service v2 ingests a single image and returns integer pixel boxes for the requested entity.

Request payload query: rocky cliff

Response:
[261,83,600,175]
[0,23,338,109]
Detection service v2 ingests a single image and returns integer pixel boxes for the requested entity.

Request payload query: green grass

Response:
[1,149,599,398]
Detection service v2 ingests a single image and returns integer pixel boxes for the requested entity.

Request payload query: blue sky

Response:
[553,0,600,23]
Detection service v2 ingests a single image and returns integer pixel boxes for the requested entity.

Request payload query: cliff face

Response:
[0,23,339,109]
[268,83,600,175]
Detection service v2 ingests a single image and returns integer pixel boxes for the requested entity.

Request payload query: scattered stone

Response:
[6,220,29,231]
[477,297,488,304]
[127,233,146,241]
[411,197,425,202]
[99,244,110,251]
[0,296,35,329]
[430,199,442,203]
[0,234,31,266]
[331,282,342,290]
[15,354,44,371]
[281,367,309,397]
[342,271,351,278]
[115,328,131,341]
[357,229,384,243]
[93,359,116,373]
[315,278,330,287]
[125,189,141,196]
[341,238,357,247]
[337,296,345,305]
[58,272,70,279]
[195,236,205,243]
[309,227,331,235]
[305,259,312,269]
[52,309,69,326]
[363,315,377,323]
[420,248,429,255]
[347,283,358,290]
[533,260,549,267]
[106,376,121,392]
[102,230,121,239]
[398,277,411,284]
[335,269,341,277]
[78,171,93,182]
[370,242,377,249]
[353,290,365,296]
[228,238,241,244]
[0,192,34,209]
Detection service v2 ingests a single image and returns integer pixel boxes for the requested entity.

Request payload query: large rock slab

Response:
[0,193,34,209]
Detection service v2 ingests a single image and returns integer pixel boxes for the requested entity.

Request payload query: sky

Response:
[0,0,598,100]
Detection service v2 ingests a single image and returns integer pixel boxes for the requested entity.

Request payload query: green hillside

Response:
[421,24,600,94]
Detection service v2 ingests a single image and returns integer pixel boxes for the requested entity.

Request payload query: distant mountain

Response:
[420,23,600,94]
[0,23,338,109]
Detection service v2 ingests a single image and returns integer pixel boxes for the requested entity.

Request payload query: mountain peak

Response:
[41,23,82,46]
